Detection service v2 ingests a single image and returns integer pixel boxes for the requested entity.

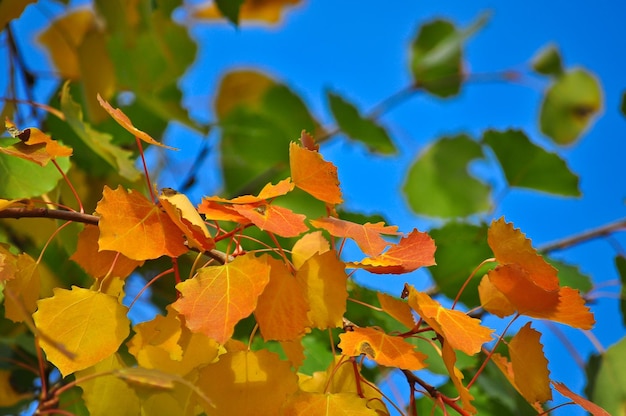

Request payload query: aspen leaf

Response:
[233,203,308,237]
[299,129,319,151]
[291,230,330,270]
[0,198,30,211]
[442,342,477,414]
[489,352,543,412]
[0,369,30,407]
[283,392,378,416]
[290,142,343,205]
[509,323,552,404]
[3,253,40,322]
[350,229,436,274]
[194,0,301,25]
[96,186,188,261]
[97,95,178,150]
[159,188,215,252]
[0,244,17,283]
[310,217,399,257]
[197,350,299,415]
[71,225,144,279]
[280,338,306,368]
[553,382,611,416]
[477,275,516,318]
[173,253,271,344]
[203,178,294,204]
[3,120,72,165]
[33,286,130,376]
[296,251,348,329]
[339,327,427,370]
[407,286,493,355]
[197,200,250,223]
[377,292,416,329]
[0,0,36,33]
[255,258,310,341]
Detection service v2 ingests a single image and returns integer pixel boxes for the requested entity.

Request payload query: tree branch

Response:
[539,218,626,253]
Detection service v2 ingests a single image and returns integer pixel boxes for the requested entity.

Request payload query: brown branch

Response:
[539,218,626,253]
[402,370,470,416]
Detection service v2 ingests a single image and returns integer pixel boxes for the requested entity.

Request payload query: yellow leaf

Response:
[194,0,301,26]
[377,292,416,329]
[0,243,17,283]
[33,286,130,376]
[290,142,343,205]
[291,230,330,270]
[197,349,299,415]
[442,342,477,414]
[280,338,306,368]
[214,70,275,119]
[173,253,271,344]
[255,257,310,341]
[509,323,552,404]
[282,392,378,416]
[339,327,427,371]
[159,188,214,252]
[477,275,516,318]
[0,369,30,407]
[3,252,39,322]
[296,251,347,329]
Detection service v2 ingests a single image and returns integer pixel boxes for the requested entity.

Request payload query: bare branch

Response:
[539,218,626,253]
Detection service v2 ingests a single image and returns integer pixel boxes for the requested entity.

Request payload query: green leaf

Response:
[215,0,245,25]
[0,150,70,199]
[539,68,603,145]
[327,92,396,154]
[532,44,564,77]
[427,222,493,307]
[621,92,626,117]
[403,135,491,218]
[60,83,140,181]
[482,129,580,196]
[615,255,626,327]
[586,337,626,415]
[409,14,488,97]
[547,258,592,293]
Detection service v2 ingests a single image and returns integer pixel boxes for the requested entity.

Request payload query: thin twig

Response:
[539,218,626,253]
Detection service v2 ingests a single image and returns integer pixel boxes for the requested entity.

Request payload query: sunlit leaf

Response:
[290,142,343,205]
[310,217,398,257]
[327,92,396,154]
[197,200,250,223]
[203,178,294,205]
[478,275,516,318]
[554,382,611,416]
[159,188,215,252]
[404,135,490,218]
[193,0,301,25]
[96,186,188,260]
[339,327,427,370]
[483,129,580,196]
[3,253,39,322]
[173,253,271,344]
[283,392,378,415]
[442,342,477,414]
[532,44,564,77]
[233,203,308,237]
[377,292,416,329]
[291,231,330,270]
[540,69,602,145]
[509,323,552,404]
[33,286,130,376]
[3,120,72,165]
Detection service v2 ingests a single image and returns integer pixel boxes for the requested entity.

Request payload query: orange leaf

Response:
[490,352,543,412]
[233,203,308,237]
[282,392,378,416]
[32,286,130,376]
[310,217,398,257]
[529,287,595,329]
[70,225,144,279]
[296,251,347,329]
[193,0,301,25]
[290,142,342,204]
[96,186,188,261]
[173,253,271,344]
[350,229,436,274]
[553,382,611,416]
[96,95,177,150]
[377,292,416,329]
[3,120,72,165]
[509,323,552,404]
[197,199,250,223]
[203,178,294,205]
[280,338,306,368]
[339,327,427,371]
[300,130,319,151]
[255,257,310,341]
[442,342,477,414]
[158,188,215,252]
[477,275,516,318]
[407,286,493,355]
[291,231,330,270]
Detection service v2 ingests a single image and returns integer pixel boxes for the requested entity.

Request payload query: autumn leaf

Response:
[296,250,348,329]
[71,225,144,279]
[310,217,399,257]
[96,186,189,261]
[173,253,271,344]
[291,231,330,269]
[233,203,308,237]
[477,275,516,318]
[282,392,378,416]
[406,285,493,355]
[290,142,343,205]
[2,119,72,166]
[197,199,250,223]
[97,95,178,150]
[196,350,299,415]
[193,0,301,25]
[553,382,611,416]
[3,252,39,322]
[280,338,306,368]
[442,342,477,414]
[159,188,215,252]
[203,178,294,204]
[378,292,416,329]
[255,257,310,341]
[350,229,436,274]
[32,286,130,376]
[0,244,17,283]
[300,129,319,151]
[339,327,427,370]
[508,323,552,404]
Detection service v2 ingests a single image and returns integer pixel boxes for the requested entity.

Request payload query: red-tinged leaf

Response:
[96,94,178,150]
[300,129,319,151]
[282,392,378,416]
[96,186,188,261]
[407,285,493,355]
[350,229,436,274]
[70,225,144,279]
[32,286,130,376]
[0,142,52,166]
[339,327,427,371]
[291,231,330,270]
[255,257,310,341]
[478,275,516,318]
[529,287,595,329]
[509,323,552,404]
[3,252,39,322]
[553,382,611,416]
[442,342,477,414]
[173,253,271,344]
[159,188,215,252]
[203,178,294,204]
[290,142,342,204]
[296,250,347,329]
[310,217,399,257]
[6,119,72,157]
[377,292,416,329]
[233,203,308,237]
[198,199,250,223]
